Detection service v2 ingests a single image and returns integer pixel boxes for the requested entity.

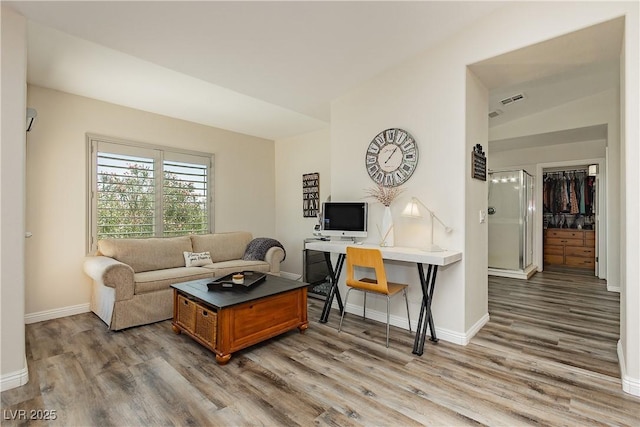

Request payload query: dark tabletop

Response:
[171,274,308,310]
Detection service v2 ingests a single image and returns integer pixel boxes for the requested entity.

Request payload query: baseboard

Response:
[617,340,640,397]
[607,283,621,293]
[279,271,302,281]
[24,303,91,324]
[488,265,537,280]
[0,357,29,392]
[463,312,491,345]
[340,302,489,346]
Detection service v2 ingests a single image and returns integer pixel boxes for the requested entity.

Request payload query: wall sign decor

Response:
[302,172,320,217]
[365,128,419,187]
[472,144,487,181]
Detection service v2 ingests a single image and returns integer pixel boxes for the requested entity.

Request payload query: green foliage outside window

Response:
[97,163,207,239]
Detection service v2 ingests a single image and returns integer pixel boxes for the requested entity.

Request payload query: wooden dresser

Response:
[544,229,595,270]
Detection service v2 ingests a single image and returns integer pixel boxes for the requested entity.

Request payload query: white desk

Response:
[304,240,462,355]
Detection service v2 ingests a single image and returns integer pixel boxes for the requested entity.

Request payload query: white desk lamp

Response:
[402,197,453,252]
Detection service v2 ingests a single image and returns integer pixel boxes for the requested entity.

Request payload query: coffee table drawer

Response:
[225,290,305,352]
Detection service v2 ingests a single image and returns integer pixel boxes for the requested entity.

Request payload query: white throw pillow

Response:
[183,251,212,267]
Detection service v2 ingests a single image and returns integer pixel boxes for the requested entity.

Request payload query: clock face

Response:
[365,128,419,187]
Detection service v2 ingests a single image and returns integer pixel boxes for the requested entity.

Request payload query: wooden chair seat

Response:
[357,278,408,296]
[339,246,411,347]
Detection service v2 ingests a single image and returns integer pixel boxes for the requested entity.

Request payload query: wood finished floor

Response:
[2,271,639,426]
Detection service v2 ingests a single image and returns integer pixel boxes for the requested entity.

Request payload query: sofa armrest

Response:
[83,256,135,301]
[264,246,285,275]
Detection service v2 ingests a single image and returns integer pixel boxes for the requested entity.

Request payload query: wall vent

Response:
[488,109,503,119]
[500,92,526,106]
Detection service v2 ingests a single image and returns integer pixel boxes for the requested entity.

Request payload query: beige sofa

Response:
[83,232,285,330]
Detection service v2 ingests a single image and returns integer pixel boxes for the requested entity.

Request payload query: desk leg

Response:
[426,266,439,343]
[412,264,439,356]
[319,252,345,323]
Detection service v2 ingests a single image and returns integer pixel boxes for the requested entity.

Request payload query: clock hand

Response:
[384,146,398,164]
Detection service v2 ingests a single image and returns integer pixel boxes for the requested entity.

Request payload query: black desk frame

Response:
[318,253,438,355]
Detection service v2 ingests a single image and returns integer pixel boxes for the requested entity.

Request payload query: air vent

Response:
[488,109,503,119]
[500,92,526,106]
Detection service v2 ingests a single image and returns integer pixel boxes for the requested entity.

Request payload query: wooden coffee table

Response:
[171,274,308,364]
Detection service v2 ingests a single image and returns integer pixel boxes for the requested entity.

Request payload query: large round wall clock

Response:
[365,128,419,187]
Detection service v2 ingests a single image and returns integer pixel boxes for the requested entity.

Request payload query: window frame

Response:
[87,134,214,253]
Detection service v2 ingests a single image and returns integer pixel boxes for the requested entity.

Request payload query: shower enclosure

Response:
[488,170,535,279]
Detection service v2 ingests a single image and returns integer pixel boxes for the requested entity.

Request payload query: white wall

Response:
[1,6,28,391]
[330,30,469,340]
[318,1,639,392]
[621,3,640,396]
[24,85,276,318]
[465,69,489,331]
[274,128,331,277]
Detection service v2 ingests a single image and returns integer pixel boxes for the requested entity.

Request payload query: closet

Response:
[543,169,596,271]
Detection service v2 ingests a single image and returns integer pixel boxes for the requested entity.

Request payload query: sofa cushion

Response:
[191,232,253,263]
[134,267,213,294]
[98,236,193,273]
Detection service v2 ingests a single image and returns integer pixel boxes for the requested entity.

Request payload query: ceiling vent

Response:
[488,109,503,119]
[500,92,526,106]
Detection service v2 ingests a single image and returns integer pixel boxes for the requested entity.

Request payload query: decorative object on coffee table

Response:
[206,271,266,291]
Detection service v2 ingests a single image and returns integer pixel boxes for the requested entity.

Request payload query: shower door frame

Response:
[488,169,534,273]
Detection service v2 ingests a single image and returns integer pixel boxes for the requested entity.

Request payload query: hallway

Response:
[483,271,619,378]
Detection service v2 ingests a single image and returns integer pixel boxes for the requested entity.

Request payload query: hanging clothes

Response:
[543,170,590,215]
[561,176,569,212]
[577,174,586,214]
[570,173,579,214]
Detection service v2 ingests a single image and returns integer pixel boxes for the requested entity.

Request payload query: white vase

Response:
[380,206,394,247]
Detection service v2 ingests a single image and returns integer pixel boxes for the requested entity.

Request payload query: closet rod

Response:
[543,168,588,174]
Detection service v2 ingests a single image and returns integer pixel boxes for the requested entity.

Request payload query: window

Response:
[88,135,213,252]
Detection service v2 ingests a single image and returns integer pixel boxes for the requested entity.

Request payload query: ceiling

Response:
[470,16,623,135]
[6,2,623,142]
[7,1,504,140]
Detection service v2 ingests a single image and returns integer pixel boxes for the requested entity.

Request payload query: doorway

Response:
[542,166,597,275]
[536,158,606,279]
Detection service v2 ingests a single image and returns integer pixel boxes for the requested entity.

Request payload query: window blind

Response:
[97,152,156,239]
[163,159,208,236]
[88,135,214,252]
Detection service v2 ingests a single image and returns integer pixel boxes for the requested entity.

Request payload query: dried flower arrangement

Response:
[364,185,404,207]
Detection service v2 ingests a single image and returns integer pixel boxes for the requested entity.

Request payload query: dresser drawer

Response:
[545,237,584,247]
[544,254,564,265]
[565,246,595,257]
[544,245,564,256]
[565,256,595,268]
[585,238,596,248]
[545,229,584,239]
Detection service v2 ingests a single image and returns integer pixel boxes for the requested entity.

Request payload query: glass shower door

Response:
[488,170,533,271]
